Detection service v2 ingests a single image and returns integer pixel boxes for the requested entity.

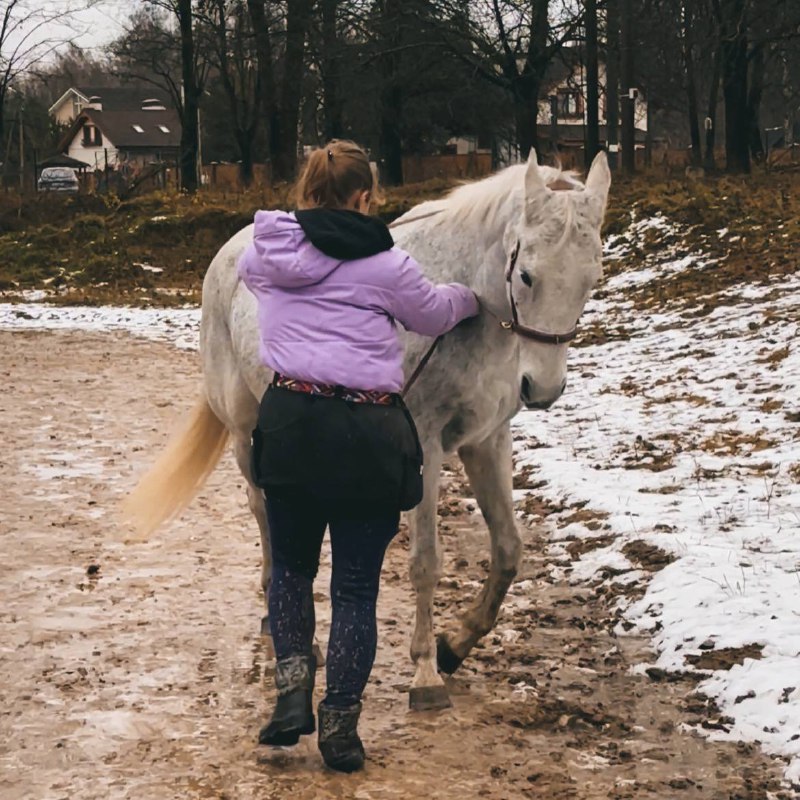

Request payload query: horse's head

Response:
[503,150,610,410]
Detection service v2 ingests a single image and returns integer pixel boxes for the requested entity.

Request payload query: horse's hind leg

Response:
[408,442,451,710]
[437,425,521,674]
[231,434,272,634]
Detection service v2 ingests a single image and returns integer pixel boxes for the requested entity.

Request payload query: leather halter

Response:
[393,215,579,398]
[501,241,579,345]
[389,213,579,346]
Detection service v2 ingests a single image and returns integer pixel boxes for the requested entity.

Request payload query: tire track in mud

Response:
[0,330,790,800]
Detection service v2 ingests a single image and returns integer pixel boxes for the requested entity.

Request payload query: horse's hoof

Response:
[312,643,325,668]
[436,635,464,675]
[260,615,271,636]
[409,685,452,711]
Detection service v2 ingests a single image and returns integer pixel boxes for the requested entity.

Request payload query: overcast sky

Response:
[67,1,131,52]
[7,1,131,61]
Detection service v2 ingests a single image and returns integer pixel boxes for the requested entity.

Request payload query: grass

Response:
[0,178,456,305]
[603,169,800,312]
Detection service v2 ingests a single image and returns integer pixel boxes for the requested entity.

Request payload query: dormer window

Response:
[158,125,170,133]
[132,124,145,133]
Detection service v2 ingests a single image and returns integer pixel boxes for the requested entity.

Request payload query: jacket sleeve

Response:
[388,254,479,337]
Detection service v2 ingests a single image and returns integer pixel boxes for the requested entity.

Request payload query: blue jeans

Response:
[265,492,399,708]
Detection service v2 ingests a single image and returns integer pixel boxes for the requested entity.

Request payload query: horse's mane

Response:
[435,162,584,231]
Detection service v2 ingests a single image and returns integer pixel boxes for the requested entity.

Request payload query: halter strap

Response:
[501,240,579,345]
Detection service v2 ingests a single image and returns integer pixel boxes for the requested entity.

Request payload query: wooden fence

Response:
[202,162,272,191]
[401,153,493,183]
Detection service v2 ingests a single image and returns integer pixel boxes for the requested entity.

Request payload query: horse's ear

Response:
[525,149,547,194]
[585,151,611,198]
[524,149,549,221]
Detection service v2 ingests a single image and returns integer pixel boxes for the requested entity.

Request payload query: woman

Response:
[238,139,478,772]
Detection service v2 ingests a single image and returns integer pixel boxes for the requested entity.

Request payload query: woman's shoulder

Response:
[360,244,415,272]
[253,209,298,238]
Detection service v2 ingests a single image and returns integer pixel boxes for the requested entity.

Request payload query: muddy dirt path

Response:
[0,330,789,800]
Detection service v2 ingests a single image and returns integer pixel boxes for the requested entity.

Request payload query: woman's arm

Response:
[388,255,479,337]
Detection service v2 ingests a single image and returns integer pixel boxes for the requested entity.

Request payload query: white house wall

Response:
[536,64,648,132]
[67,137,119,169]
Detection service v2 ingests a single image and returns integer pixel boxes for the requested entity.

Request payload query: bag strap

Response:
[400,335,443,399]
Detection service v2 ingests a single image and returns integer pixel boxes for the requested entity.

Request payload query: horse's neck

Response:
[407,193,519,307]
[457,198,519,310]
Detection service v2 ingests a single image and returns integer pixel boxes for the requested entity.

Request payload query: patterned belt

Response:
[272,373,396,406]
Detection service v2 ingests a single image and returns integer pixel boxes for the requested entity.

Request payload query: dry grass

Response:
[3,167,800,308]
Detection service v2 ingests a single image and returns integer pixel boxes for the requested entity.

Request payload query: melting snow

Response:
[513,234,800,783]
[0,304,200,350]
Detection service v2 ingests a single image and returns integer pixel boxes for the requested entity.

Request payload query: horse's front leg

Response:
[408,442,451,710]
[437,424,522,674]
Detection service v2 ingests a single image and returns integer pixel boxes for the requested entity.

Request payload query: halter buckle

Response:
[500,320,513,330]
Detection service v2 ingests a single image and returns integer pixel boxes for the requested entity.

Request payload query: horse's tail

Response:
[121,395,230,538]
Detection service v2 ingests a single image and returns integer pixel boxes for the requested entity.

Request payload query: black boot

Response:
[259,654,316,746]
[317,701,365,773]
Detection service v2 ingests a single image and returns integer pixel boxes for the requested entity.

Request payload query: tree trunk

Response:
[585,0,600,166]
[620,0,635,174]
[719,0,749,173]
[247,0,278,169]
[521,0,548,161]
[746,43,765,162]
[321,0,343,141]
[605,0,620,170]
[704,43,721,170]
[377,0,404,184]
[380,81,404,184]
[238,131,255,185]
[211,2,259,187]
[273,0,313,182]
[683,1,702,166]
[514,75,541,161]
[177,0,199,193]
[0,102,5,166]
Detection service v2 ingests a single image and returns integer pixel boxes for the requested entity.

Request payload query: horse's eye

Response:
[520,271,533,288]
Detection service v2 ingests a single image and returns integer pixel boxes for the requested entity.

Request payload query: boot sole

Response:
[259,718,315,747]
[321,745,366,773]
[322,754,365,773]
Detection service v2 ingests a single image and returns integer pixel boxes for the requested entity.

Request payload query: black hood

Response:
[295,208,394,260]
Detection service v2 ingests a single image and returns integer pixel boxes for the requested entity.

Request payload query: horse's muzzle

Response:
[520,375,567,410]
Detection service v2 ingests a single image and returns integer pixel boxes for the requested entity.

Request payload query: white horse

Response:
[124,150,610,710]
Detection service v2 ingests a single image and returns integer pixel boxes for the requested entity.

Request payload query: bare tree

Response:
[1,0,95,154]
[682,1,702,166]
[620,0,635,173]
[605,0,620,169]
[200,0,260,184]
[247,0,313,182]
[436,1,589,160]
[319,0,343,140]
[112,8,183,109]
[585,0,600,164]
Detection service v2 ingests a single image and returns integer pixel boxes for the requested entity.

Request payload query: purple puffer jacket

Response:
[238,210,478,393]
